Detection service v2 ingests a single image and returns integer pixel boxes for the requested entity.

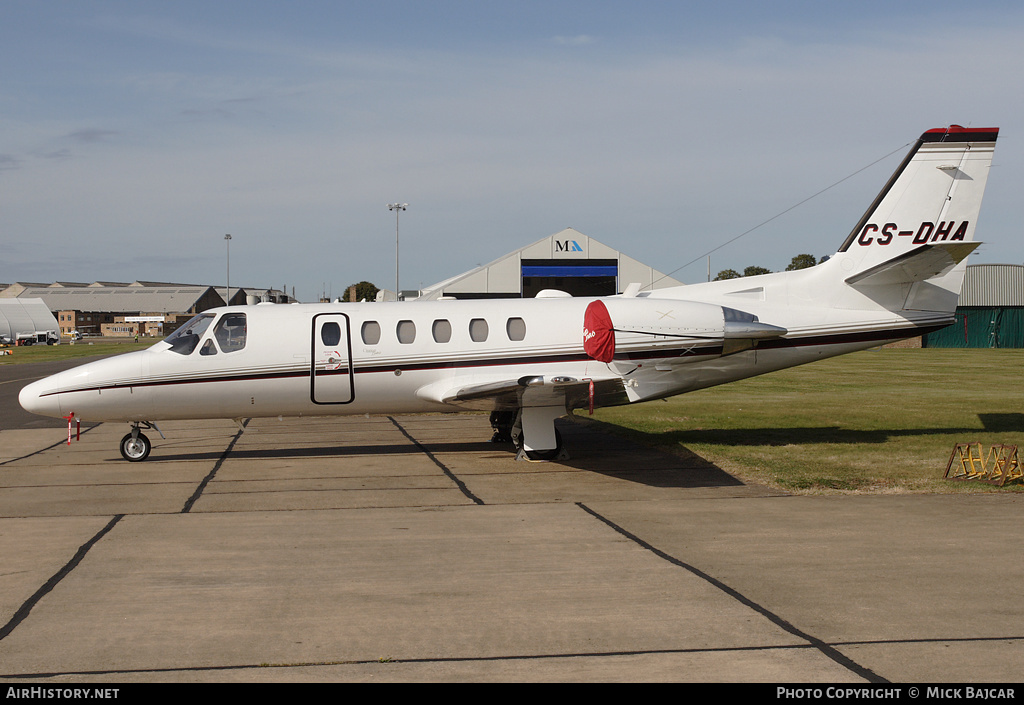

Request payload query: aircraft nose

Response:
[19,378,64,418]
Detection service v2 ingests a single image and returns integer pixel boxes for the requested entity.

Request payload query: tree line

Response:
[713,253,819,281]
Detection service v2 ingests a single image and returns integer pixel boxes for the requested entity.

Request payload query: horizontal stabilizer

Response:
[845,242,980,287]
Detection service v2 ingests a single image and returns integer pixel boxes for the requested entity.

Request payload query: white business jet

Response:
[20,126,999,462]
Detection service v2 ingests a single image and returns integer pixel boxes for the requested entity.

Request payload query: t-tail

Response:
[830,125,998,314]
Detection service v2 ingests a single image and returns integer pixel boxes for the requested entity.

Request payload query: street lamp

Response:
[387,203,407,300]
[224,234,232,305]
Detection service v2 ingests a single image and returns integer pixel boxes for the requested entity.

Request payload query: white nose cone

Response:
[19,378,64,418]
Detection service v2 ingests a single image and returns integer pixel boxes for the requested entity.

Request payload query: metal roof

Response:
[6,286,222,313]
[960,264,1024,307]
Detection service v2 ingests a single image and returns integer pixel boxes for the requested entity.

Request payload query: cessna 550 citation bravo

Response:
[20,126,999,461]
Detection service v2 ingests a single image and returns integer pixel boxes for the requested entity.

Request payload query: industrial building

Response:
[416,228,684,300]
[923,264,1024,348]
[0,281,291,338]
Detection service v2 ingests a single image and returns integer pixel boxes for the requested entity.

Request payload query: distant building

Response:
[923,264,1024,348]
[0,281,292,338]
[416,228,684,300]
[0,298,60,342]
[1,278,224,338]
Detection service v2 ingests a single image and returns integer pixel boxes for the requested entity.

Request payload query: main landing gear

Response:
[491,408,569,462]
[119,422,162,462]
[489,410,516,443]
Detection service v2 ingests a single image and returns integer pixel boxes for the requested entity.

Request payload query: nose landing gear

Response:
[120,430,150,462]
[119,422,162,462]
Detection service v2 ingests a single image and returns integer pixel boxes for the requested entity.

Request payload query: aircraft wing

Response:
[419,374,629,412]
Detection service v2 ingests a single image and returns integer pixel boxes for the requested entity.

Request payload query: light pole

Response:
[224,234,232,305]
[387,203,407,300]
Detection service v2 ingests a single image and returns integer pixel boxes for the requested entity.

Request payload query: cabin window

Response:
[321,321,342,346]
[469,318,488,342]
[165,313,215,355]
[361,321,381,345]
[432,319,452,343]
[214,313,247,353]
[200,339,218,356]
[397,320,416,344]
[506,317,526,341]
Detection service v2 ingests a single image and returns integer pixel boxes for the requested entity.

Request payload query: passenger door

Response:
[311,313,353,404]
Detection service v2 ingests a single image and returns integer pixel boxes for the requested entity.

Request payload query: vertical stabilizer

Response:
[836,126,998,279]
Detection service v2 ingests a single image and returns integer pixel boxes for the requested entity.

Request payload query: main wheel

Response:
[514,429,563,461]
[120,432,152,462]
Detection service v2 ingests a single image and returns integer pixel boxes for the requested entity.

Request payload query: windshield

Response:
[165,313,215,355]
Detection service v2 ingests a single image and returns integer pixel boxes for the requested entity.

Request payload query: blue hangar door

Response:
[520,259,618,298]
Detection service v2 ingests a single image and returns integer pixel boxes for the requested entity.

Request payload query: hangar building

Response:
[0,281,292,338]
[0,298,60,343]
[416,228,684,300]
[923,264,1024,348]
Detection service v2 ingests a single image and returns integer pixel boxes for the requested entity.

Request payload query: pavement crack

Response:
[180,419,250,513]
[575,501,889,684]
[0,424,101,466]
[387,416,484,505]
[0,514,124,643]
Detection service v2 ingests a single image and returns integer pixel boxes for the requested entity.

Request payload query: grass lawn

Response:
[589,348,1024,495]
[0,339,157,364]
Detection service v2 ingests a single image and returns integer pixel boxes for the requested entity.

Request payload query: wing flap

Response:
[420,374,628,411]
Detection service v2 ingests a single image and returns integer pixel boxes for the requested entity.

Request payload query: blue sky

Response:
[3,1,1023,301]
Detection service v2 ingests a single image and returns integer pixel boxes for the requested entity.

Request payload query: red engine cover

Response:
[583,300,615,363]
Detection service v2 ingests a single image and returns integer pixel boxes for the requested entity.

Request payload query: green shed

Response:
[923,264,1024,348]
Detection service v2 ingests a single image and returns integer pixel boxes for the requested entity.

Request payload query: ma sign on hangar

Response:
[411,227,683,301]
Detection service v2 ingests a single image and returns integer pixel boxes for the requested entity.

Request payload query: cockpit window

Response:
[165,313,215,355]
[214,313,247,353]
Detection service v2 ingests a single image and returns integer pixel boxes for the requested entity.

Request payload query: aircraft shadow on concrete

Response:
[92,413,1024,490]
[150,443,456,462]
[142,419,745,490]
[537,419,746,488]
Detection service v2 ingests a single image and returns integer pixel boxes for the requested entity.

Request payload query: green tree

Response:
[786,254,817,271]
[343,281,380,302]
[714,269,740,281]
[743,266,771,277]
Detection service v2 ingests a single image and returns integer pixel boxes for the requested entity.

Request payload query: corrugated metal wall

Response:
[961,264,1024,306]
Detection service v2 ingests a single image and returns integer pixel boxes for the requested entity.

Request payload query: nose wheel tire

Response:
[120,432,152,462]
